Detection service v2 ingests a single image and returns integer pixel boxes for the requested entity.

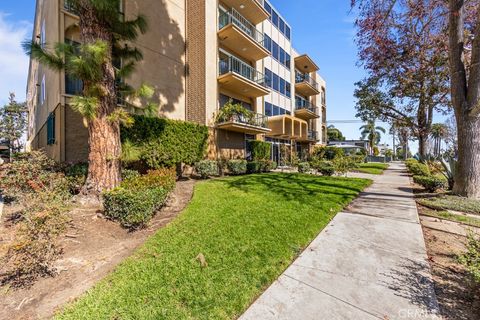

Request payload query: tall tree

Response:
[0,93,27,156]
[24,0,150,195]
[430,123,447,156]
[360,120,386,155]
[448,0,480,198]
[327,125,346,142]
[353,0,451,158]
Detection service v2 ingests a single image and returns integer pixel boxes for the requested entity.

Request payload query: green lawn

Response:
[57,173,370,320]
[354,163,389,175]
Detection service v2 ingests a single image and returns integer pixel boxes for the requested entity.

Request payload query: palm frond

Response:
[112,15,148,41]
[116,61,136,78]
[70,96,99,121]
[23,41,65,70]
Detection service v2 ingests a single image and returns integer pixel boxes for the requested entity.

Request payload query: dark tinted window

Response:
[279,19,285,34]
[280,48,285,65]
[280,78,286,95]
[285,53,291,68]
[264,34,272,52]
[286,82,291,98]
[273,74,279,91]
[265,102,273,116]
[286,26,291,40]
[272,41,279,60]
[265,68,272,88]
[273,105,280,116]
[264,2,272,17]
[272,10,279,27]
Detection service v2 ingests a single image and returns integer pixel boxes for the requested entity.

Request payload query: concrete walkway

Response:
[240,163,440,320]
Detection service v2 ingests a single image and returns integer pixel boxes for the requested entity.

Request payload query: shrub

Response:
[408,163,431,176]
[227,160,247,175]
[103,169,176,228]
[413,175,446,192]
[298,162,311,173]
[122,169,141,181]
[195,160,219,179]
[459,233,480,283]
[313,146,344,160]
[63,163,88,194]
[121,115,209,169]
[260,160,275,172]
[333,156,358,176]
[250,141,271,161]
[319,165,335,176]
[247,161,262,174]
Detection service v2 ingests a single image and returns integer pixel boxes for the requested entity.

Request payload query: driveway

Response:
[240,162,440,320]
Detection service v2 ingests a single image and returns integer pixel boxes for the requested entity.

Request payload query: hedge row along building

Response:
[26,0,327,163]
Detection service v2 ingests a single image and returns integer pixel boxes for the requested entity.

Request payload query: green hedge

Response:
[408,163,430,176]
[413,175,446,193]
[227,160,247,175]
[298,162,311,173]
[250,141,271,161]
[121,115,209,169]
[312,146,344,160]
[103,169,176,229]
[195,160,219,178]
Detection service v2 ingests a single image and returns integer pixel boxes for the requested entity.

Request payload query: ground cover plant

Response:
[58,173,370,319]
[417,195,480,215]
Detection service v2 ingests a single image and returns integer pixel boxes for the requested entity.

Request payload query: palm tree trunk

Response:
[79,2,121,194]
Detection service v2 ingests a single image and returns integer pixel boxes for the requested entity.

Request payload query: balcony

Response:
[216,112,271,135]
[221,0,270,25]
[267,115,308,140]
[299,130,319,142]
[295,98,319,120]
[218,55,270,98]
[218,9,269,61]
[294,54,319,74]
[295,72,320,97]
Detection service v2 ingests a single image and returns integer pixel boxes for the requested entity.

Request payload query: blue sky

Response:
[0,0,422,151]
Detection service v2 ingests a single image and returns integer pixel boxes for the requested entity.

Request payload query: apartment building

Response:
[26,0,327,163]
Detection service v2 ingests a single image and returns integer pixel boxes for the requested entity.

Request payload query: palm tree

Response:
[24,0,152,195]
[430,123,448,157]
[360,120,386,156]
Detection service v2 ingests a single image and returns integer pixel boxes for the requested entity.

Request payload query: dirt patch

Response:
[0,179,196,320]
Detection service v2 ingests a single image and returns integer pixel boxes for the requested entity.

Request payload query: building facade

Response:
[26,0,327,163]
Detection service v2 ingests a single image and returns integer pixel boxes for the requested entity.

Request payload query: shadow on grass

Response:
[221,173,369,202]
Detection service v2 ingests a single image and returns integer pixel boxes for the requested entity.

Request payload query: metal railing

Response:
[219,8,265,46]
[217,112,269,129]
[308,130,319,141]
[219,55,268,88]
[295,98,318,115]
[295,71,319,91]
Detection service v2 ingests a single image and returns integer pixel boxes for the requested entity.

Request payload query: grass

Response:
[418,206,480,228]
[57,173,370,320]
[354,163,389,175]
[417,195,480,215]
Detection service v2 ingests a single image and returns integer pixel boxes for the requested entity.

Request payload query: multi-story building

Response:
[26,0,327,163]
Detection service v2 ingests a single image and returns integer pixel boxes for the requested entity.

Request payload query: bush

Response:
[333,156,358,176]
[408,163,431,176]
[195,160,219,179]
[103,169,176,229]
[413,175,446,192]
[298,162,311,173]
[247,161,262,174]
[250,141,271,161]
[63,163,88,194]
[122,169,140,181]
[260,160,275,172]
[227,160,247,175]
[121,115,209,169]
[459,233,480,283]
[313,146,344,160]
[319,165,335,176]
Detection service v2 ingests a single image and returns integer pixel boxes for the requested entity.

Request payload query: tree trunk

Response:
[453,114,480,198]
[418,132,428,159]
[79,2,122,195]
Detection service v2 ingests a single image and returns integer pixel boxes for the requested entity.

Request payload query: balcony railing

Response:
[295,72,319,90]
[295,98,318,115]
[217,112,269,129]
[219,8,265,46]
[308,130,318,141]
[219,55,267,88]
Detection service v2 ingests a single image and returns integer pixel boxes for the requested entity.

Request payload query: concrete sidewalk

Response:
[240,163,440,320]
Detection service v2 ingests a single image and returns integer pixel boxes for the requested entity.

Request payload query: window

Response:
[265,102,273,116]
[280,108,286,115]
[272,10,279,27]
[280,48,285,65]
[286,82,291,98]
[272,105,280,116]
[40,75,46,105]
[264,2,272,18]
[280,78,286,95]
[264,34,272,53]
[286,26,291,40]
[272,73,279,91]
[279,19,285,35]
[265,68,272,88]
[286,53,291,68]
[47,112,55,145]
[272,41,279,60]
[40,19,46,48]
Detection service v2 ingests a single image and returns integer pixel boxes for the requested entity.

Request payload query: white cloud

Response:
[0,13,32,105]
